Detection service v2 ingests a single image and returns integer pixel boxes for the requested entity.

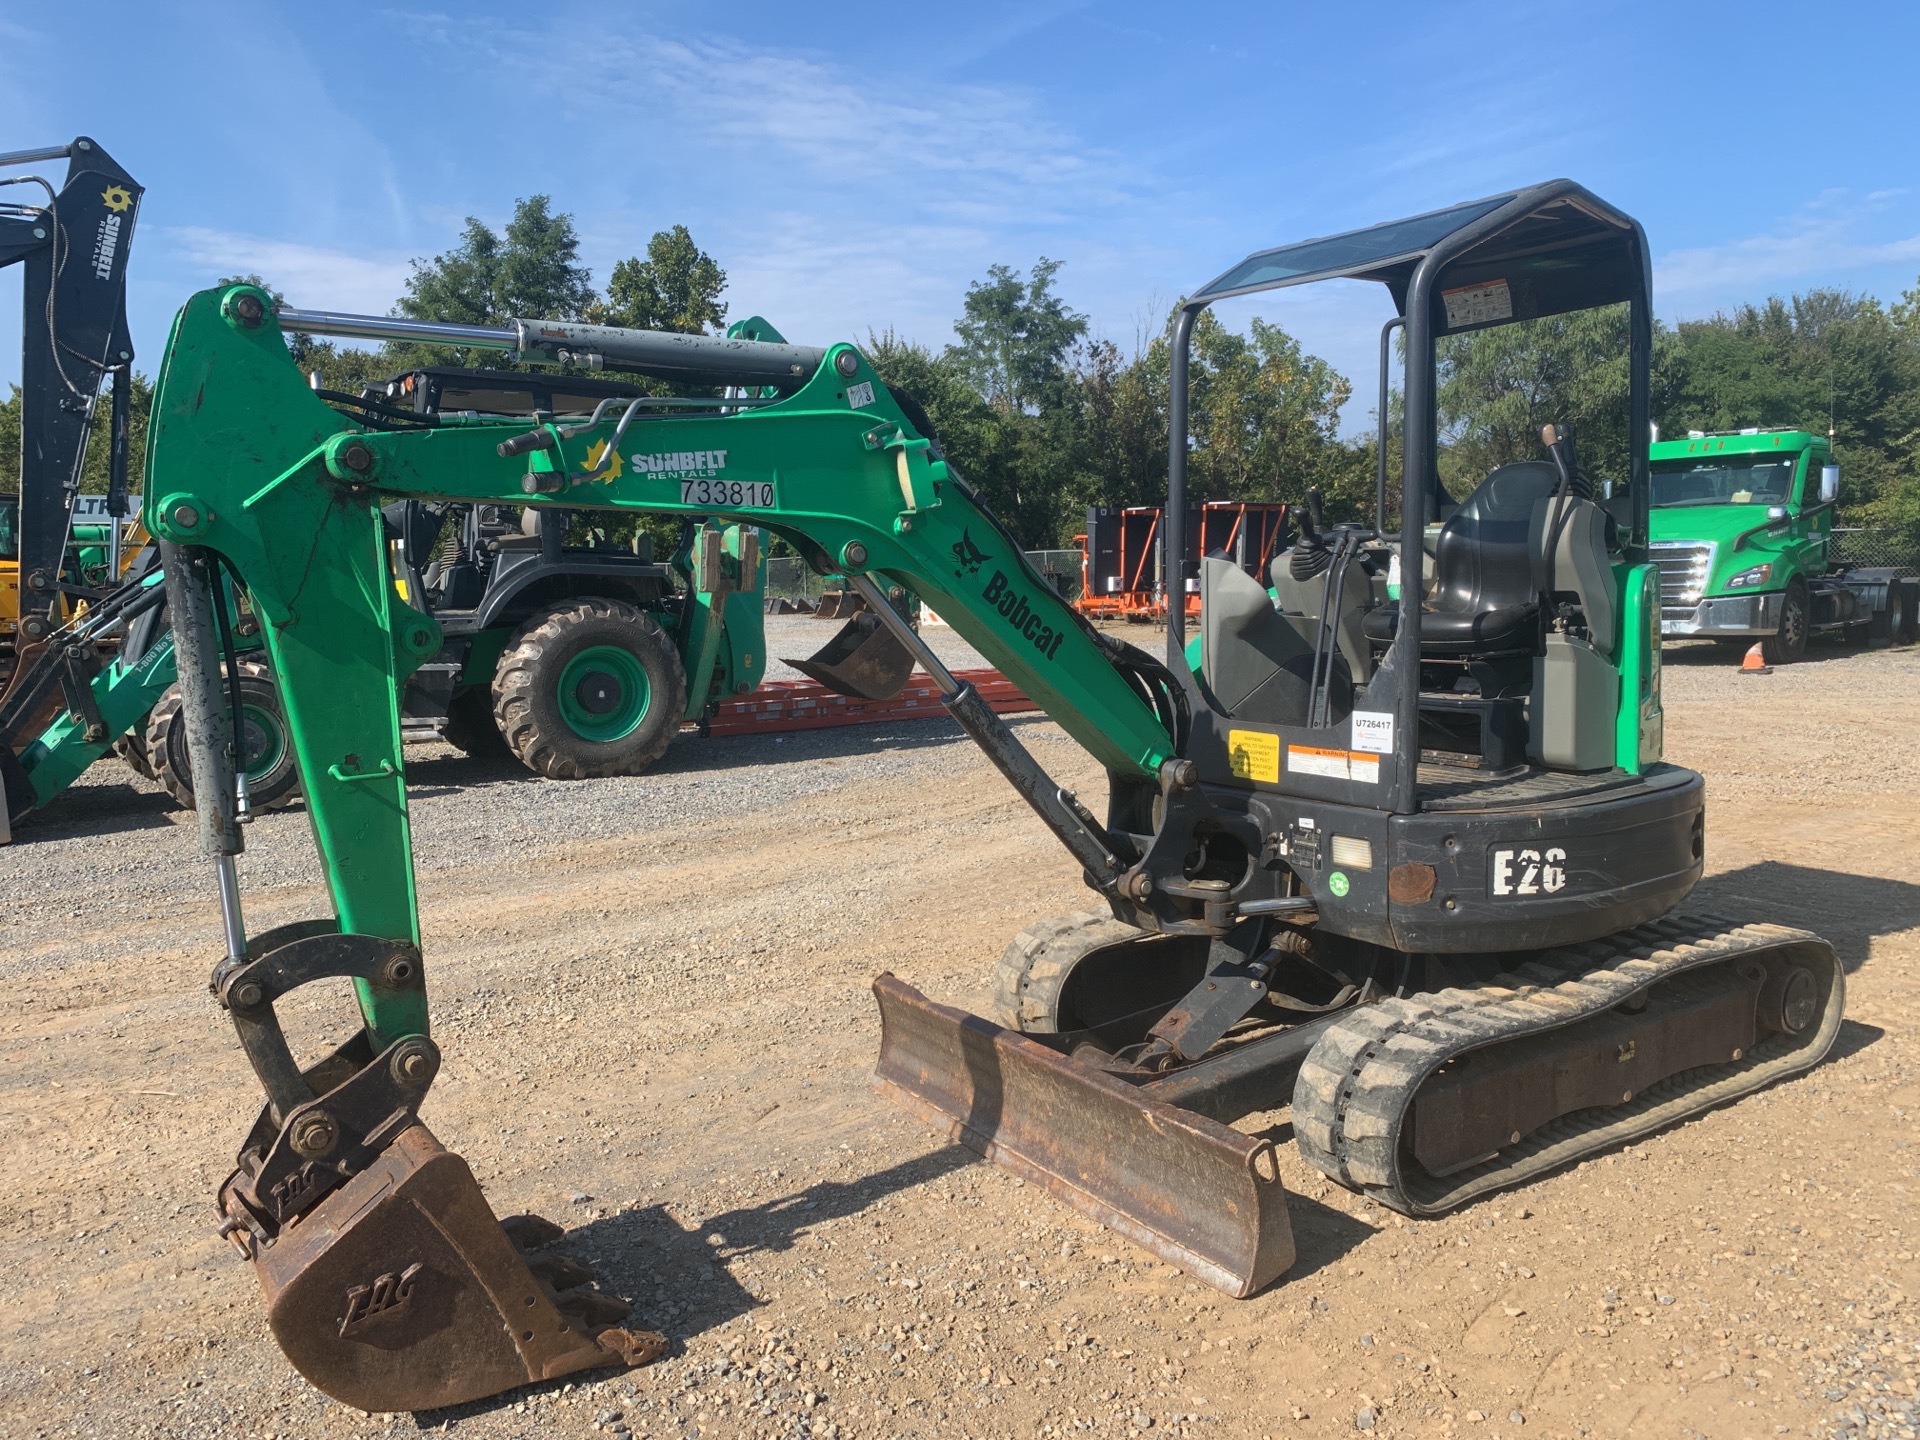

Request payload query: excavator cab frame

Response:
[1118,180,1682,953]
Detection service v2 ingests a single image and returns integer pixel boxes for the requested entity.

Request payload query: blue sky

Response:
[4,0,1918,429]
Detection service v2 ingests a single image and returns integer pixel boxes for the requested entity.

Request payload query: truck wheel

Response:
[146,658,302,812]
[492,598,687,780]
[1760,581,1809,666]
[115,730,156,780]
[1884,583,1911,648]
[439,684,509,757]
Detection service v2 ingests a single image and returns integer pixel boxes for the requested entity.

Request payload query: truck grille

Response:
[1650,542,1715,608]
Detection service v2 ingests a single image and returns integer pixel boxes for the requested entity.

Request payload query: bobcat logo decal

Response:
[951,529,990,577]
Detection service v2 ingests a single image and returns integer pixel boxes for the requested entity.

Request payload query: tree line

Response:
[6,192,1918,550]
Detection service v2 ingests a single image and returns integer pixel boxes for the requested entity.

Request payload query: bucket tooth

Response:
[871,974,1296,1298]
[555,1286,635,1327]
[238,1123,663,1413]
[784,611,916,701]
[499,1213,565,1250]
[526,1253,597,1290]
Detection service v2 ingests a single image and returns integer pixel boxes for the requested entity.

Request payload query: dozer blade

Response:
[233,1123,663,1413]
[871,975,1295,1298]
[784,611,916,701]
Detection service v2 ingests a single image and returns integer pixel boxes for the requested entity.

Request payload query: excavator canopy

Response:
[1192,180,1648,332]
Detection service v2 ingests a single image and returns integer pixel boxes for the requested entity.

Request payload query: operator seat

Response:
[1362,461,1561,655]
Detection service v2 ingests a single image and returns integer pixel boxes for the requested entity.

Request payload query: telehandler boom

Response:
[140,180,1841,1413]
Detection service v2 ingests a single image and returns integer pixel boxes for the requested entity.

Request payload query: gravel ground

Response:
[1,628,1916,1440]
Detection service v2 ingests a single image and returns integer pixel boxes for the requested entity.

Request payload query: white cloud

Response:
[149,228,413,315]
[1657,196,1920,313]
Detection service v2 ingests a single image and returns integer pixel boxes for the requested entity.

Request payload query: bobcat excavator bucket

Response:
[224,1122,662,1412]
[784,609,917,701]
[871,975,1297,1296]
[161,543,662,1411]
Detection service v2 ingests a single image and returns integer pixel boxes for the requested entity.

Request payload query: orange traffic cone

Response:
[1739,642,1772,676]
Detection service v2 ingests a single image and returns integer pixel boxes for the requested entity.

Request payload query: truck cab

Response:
[1648,428,1875,661]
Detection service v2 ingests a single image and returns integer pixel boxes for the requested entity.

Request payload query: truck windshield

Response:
[1650,459,1797,508]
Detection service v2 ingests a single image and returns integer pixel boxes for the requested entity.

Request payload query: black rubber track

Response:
[1291,912,1843,1215]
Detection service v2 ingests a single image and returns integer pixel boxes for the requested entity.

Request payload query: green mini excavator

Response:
[136,181,1841,1412]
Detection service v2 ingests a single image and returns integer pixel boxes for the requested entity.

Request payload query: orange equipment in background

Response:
[1074,502,1291,621]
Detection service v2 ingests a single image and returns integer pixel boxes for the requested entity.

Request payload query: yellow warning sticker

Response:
[1227,729,1280,783]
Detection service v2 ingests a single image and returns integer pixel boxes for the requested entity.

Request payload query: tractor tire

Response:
[115,730,156,780]
[1760,580,1809,667]
[146,657,301,812]
[439,684,510,757]
[492,598,687,780]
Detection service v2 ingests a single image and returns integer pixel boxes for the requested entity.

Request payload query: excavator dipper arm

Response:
[141,285,1185,1410]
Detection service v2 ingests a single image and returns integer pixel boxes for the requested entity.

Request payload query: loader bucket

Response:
[230,1123,663,1413]
[784,611,916,701]
[871,975,1296,1297]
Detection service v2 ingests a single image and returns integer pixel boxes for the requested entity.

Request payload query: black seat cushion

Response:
[1367,460,1559,659]
[1362,602,1539,655]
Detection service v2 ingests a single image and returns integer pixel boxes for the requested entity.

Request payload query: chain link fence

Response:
[1024,549,1084,602]
[764,556,828,602]
[1831,528,1920,576]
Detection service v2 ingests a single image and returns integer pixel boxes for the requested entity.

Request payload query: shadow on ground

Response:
[1661,637,1894,668]
[7,780,185,845]
[413,1147,975,1427]
[1695,859,1920,971]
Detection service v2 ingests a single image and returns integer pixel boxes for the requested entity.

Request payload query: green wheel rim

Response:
[240,702,287,781]
[557,645,651,743]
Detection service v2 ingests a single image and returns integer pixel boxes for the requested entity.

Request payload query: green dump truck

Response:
[1649,427,1918,662]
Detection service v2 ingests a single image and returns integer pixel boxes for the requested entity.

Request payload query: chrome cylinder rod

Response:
[0,143,74,167]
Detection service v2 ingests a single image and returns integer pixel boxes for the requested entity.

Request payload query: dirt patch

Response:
[2,637,1916,1440]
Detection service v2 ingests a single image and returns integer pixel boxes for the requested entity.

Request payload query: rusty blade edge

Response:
[869,975,1295,1298]
[872,1073,1263,1297]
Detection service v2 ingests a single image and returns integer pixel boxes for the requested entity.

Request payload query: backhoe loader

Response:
[135,180,1840,1412]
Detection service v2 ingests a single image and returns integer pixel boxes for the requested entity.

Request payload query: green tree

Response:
[947,259,1088,416]
[1435,304,1681,491]
[386,195,596,369]
[1,371,153,497]
[1184,311,1358,505]
[1063,310,1366,529]
[1068,336,1168,513]
[865,329,1036,536]
[591,225,727,334]
[1666,290,1916,524]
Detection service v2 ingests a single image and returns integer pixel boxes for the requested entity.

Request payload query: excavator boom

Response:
[141,284,1187,1409]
